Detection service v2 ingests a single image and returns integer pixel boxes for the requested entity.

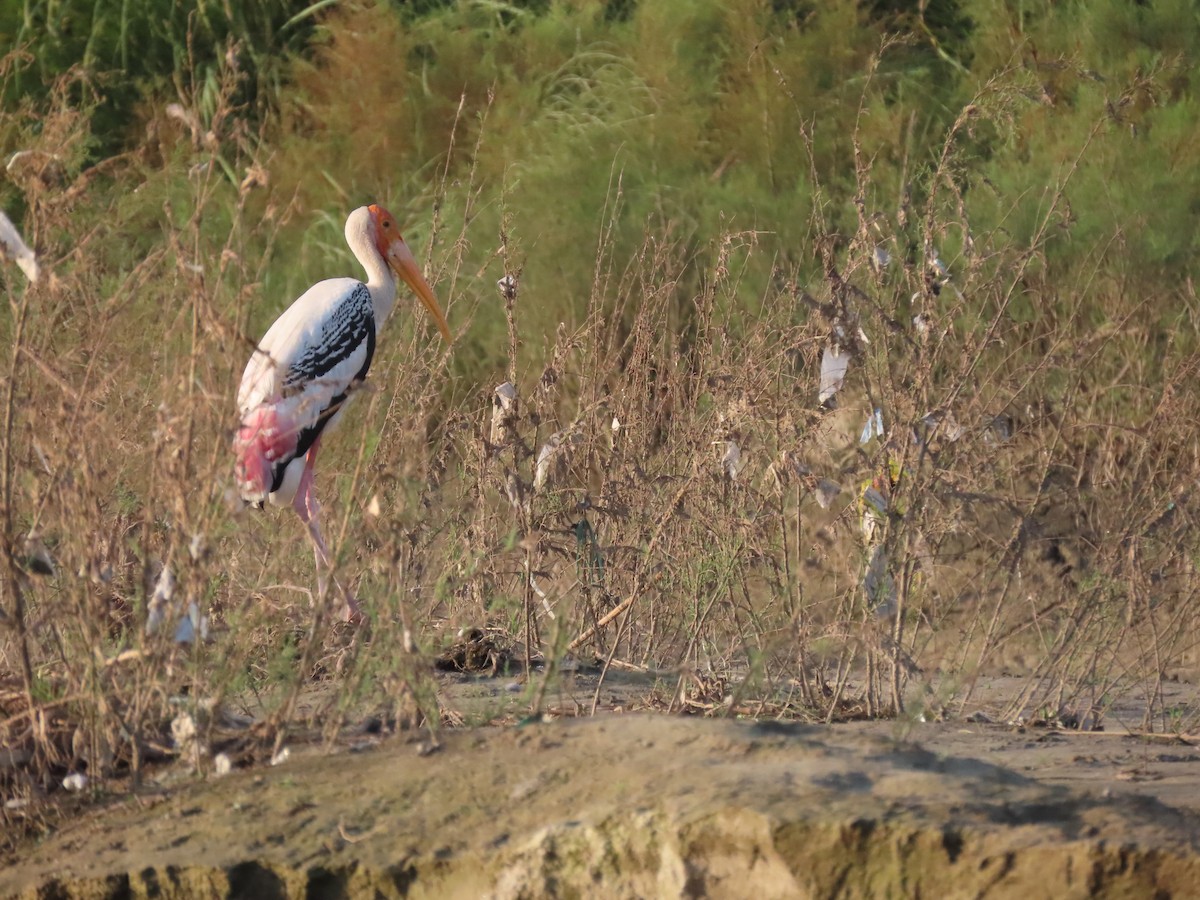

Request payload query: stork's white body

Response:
[236,275,377,508]
[237,276,373,417]
[233,204,450,619]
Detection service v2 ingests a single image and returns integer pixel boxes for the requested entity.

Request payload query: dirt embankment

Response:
[6,713,1200,899]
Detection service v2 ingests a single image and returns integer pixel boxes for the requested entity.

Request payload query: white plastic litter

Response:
[0,210,39,283]
[818,344,851,404]
[719,440,742,481]
[491,382,518,444]
[860,409,885,444]
[813,478,842,510]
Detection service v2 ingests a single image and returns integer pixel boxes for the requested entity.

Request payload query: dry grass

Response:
[2,25,1200,852]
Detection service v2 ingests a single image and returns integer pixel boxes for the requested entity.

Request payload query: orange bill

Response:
[387,238,452,342]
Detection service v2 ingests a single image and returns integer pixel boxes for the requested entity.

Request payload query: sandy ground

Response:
[4,669,1200,899]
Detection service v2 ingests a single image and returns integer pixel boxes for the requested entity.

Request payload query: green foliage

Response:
[961,0,1200,282]
[0,0,317,154]
[7,0,1194,381]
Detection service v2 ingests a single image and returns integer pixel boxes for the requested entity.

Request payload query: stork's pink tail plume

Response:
[234,405,297,505]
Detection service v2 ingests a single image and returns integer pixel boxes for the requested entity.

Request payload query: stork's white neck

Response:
[345,206,398,327]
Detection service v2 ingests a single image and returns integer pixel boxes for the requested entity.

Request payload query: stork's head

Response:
[366,203,452,342]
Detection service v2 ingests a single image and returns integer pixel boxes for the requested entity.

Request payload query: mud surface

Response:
[6,697,1200,899]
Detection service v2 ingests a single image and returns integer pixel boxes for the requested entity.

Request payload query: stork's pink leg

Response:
[292,438,361,622]
[291,445,329,563]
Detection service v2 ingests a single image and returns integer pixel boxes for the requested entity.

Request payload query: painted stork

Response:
[234,204,451,619]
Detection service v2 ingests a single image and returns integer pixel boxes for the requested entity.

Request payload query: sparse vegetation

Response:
[2,0,1199,856]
